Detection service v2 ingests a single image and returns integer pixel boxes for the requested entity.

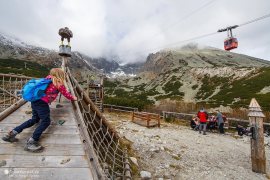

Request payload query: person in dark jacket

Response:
[207,114,217,132]
[197,108,208,135]
[190,116,199,131]
[216,110,225,134]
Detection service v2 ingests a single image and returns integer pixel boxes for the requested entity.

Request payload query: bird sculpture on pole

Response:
[58,27,73,57]
[58,27,73,47]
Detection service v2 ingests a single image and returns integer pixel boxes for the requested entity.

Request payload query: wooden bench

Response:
[131,112,160,128]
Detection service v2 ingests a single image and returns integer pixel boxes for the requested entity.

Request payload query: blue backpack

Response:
[22,78,52,102]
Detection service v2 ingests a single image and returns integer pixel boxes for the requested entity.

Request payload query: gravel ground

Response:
[104,112,270,180]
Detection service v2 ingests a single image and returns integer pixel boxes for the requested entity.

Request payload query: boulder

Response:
[140,171,152,179]
[129,157,139,167]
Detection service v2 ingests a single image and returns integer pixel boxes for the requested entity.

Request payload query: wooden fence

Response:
[132,111,160,128]
[103,104,138,113]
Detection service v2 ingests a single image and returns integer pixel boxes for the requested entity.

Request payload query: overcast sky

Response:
[0,0,269,63]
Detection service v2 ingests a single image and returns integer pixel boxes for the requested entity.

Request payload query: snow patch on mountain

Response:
[0,33,33,49]
[107,68,137,78]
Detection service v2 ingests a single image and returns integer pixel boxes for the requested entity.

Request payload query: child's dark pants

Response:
[14,99,50,141]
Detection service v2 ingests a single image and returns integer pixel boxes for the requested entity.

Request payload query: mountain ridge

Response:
[2,32,270,110]
[104,46,270,110]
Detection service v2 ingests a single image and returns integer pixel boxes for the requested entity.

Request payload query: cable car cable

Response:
[124,31,219,57]
[122,12,270,57]
[145,0,219,41]
[122,0,219,56]
[238,13,270,27]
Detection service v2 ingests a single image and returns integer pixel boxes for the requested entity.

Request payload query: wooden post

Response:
[158,115,160,128]
[59,56,67,104]
[147,114,150,127]
[163,111,165,120]
[248,98,266,174]
[131,112,134,122]
[87,75,89,97]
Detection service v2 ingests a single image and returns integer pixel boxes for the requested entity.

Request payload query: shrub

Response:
[104,96,147,111]
[163,76,183,95]
[211,67,270,110]
[0,58,49,77]
[191,84,198,90]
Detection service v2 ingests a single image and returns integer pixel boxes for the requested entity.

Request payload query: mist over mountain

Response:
[2,32,270,109]
[0,33,142,78]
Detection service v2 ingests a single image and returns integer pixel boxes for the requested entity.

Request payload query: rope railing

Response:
[66,68,132,179]
[0,73,31,113]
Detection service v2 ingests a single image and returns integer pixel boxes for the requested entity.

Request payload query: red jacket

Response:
[41,75,75,103]
[197,110,208,123]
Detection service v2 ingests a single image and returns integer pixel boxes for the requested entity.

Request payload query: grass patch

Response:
[104,79,120,88]
[0,58,49,77]
[104,96,152,111]
[191,84,198,90]
[163,76,183,95]
[196,75,230,100]
[211,67,270,110]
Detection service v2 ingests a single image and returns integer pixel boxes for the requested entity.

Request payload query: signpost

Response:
[248,98,266,174]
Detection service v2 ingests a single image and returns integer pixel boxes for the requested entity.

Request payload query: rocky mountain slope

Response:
[2,33,270,109]
[105,44,270,110]
[0,33,102,78]
[0,33,141,78]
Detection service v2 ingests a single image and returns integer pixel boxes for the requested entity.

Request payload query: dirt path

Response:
[104,112,270,179]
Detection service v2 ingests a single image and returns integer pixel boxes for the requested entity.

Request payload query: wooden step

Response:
[0,168,93,180]
[0,133,82,145]
[0,144,85,156]
[0,155,89,168]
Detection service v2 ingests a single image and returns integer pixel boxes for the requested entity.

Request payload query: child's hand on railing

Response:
[73,96,78,101]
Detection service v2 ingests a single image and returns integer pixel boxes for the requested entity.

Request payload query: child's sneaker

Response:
[2,130,18,142]
[24,138,43,152]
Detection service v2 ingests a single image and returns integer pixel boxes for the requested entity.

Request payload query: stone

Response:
[129,157,139,167]
[150,148,160,153]
[140,171,152,179]
[0,160,6,167]
[25,110,32,114]
[163,173,171,179]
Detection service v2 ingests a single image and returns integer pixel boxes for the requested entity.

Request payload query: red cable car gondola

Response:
[218,25,239,51]
[224,37,238,51]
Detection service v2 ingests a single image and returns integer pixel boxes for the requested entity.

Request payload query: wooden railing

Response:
[0,73,32,120]
[132,111,160,128]
[104,104,138,113]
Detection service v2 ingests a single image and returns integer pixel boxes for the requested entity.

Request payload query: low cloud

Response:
[0,0,269,63]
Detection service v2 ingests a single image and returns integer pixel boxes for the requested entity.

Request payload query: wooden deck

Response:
[0,100,93,180]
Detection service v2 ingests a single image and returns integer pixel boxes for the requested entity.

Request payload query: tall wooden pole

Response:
[59,29,73,103]
[248,98,266,174]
